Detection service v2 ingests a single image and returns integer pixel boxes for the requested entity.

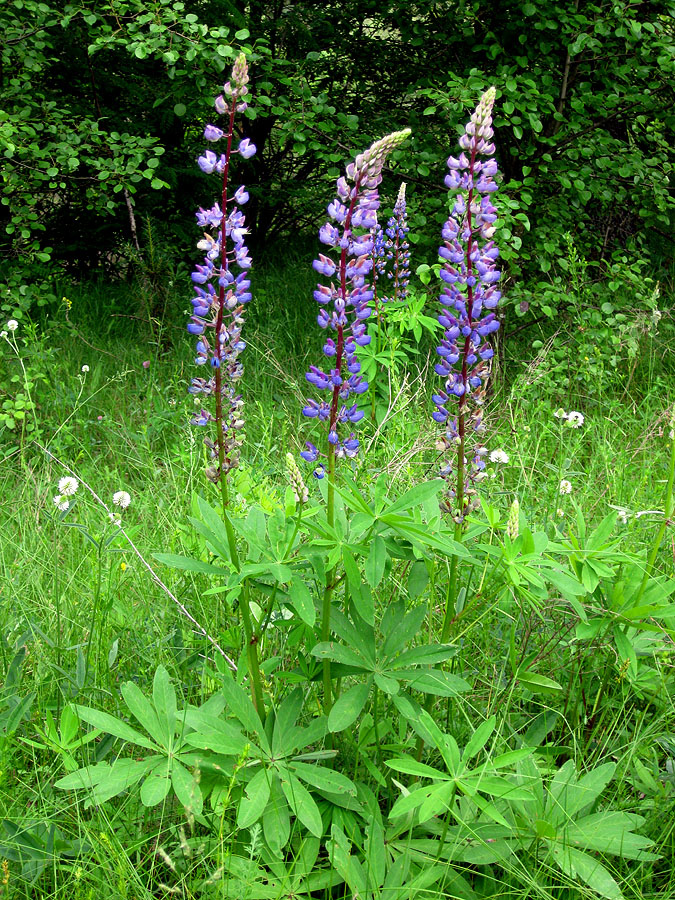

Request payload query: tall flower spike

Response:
[188,54,255,486]
[303,129,410,475]
[434,87,501,522]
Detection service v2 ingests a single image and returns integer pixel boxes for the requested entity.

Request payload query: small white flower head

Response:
[553,408,568,419]
[616,508,630,524]
[53,494,69,512]
[566,411,584,429]
[109,512,122,526]
[556,508,565,517]
[489,449,509,464]
[559,479,573,495]
[0,331,7,339]
[58,476,79,497]
[6,320,18,332]
[81,365,89,373]
[112,490,131,509]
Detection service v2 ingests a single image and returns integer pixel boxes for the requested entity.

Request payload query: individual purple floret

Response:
[302,130,410,475]
[434,87,501,521]
[187,53,255,485]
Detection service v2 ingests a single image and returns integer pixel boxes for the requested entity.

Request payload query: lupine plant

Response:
[46,80,672,900]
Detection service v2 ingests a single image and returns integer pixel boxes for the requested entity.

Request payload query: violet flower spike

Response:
[434,87,501,522]
[187,53,254,487]
[302,129,411,470]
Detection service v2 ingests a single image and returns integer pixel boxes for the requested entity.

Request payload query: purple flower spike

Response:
[186,54,254,485]
[434,87,502,523]
[302,129,411,475]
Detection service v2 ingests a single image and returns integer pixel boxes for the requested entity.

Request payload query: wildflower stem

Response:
[321,444,337,715]
[221,502,265,719]
[635,415,675,604]
[213,101,237,492]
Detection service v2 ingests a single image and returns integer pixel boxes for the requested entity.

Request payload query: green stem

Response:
[634,422,675,606]
[322,445,337,716]
[84,544,103,686]
[219,486,265,719]
[441,521,464,643]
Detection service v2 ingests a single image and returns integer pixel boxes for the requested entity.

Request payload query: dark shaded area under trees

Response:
[1,0,673,303]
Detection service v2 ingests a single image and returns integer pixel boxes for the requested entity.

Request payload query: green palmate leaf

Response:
[311,642,367,670]
[547,761,615,823]
[271,688,304,756]
[185,716,248,756]
[567,812,658,860]
[407,560,429,599]
[238,768,272,828]
[462,715,496,762]
[364,816,386,891]
[72,705,158,751]
[365,535,387,588]
[328,679,372,732]
[553,845,624,900]
[385,757,447,780]
[263,777,290,856]
[140,772,171,807]
[398,669,470,696]
[291,760,357,796]
[55,758,155,796]
[279,771,323,837]
[221,674,263,735]
[381,480,445,517]
[289,575,315,627]
[152,552,229,577]
[120,680,166,747]
[152,665,177,742]
[388,644,456,669]
[351,580,374,626]
[171,760,202,815]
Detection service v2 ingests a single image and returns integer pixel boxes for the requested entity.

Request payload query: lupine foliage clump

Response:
[9,53,675,900]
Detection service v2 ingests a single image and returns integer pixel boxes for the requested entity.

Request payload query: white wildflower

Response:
[559,479,573,495]
[556,508,565,517]
[81,365,89,373]
[566,411,584,428]
[6,320,18,332]
[53,495,69,512]
[112,490,131,509]
[489,449,509,464]
[617,508,630,524]
[553,408,567,419]
[109,512,122,526]
[0,331,7,339]
[58,476,79,496]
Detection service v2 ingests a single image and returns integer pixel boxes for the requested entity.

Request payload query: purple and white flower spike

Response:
[434,87,502,521]
[187,54,255,485]
[302,130,410,474]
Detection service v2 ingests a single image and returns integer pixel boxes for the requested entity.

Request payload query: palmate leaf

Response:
[72,705,158,751]
[55,758,158,805]
[552,844,624,900]
[279,771,323,837]
[546,760,615,825]
[290,760,357,797]
[328,679,371,733]
[263,776,291,856]
[238,767,272,829]
[397,668,470,697]
[184,716,249,756]
[120,680,167,747]
[566,812,659,860]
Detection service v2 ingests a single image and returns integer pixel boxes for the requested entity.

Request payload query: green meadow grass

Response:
[0,254,674,899]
